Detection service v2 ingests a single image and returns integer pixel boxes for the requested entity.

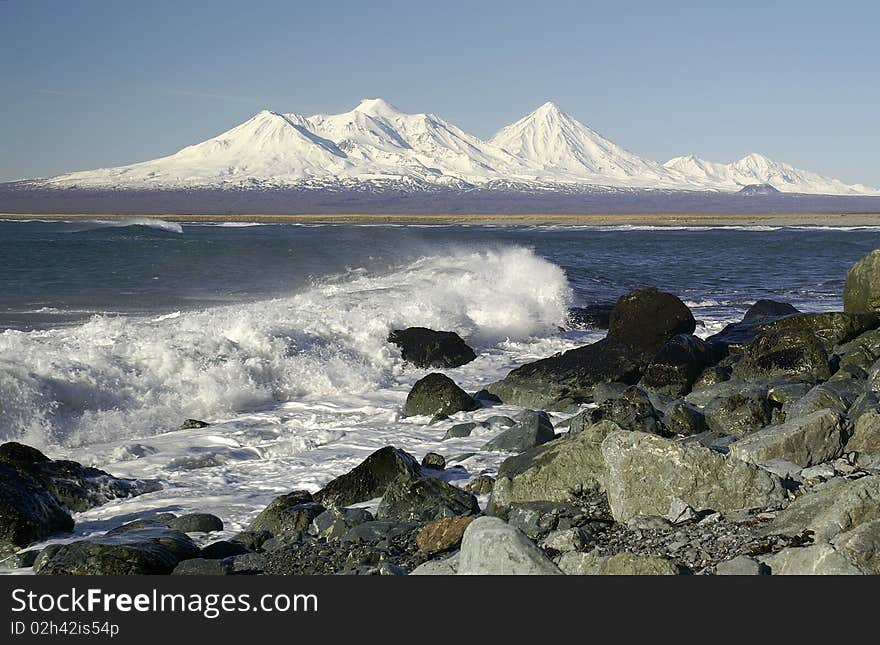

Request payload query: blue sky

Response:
[1,0,878,185]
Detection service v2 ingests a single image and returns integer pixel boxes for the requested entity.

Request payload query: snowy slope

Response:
[664,153,877,195]
[34,99,878,195]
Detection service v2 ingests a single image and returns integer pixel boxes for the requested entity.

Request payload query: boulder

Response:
[743,300,799,321]
[834,329,880,378]
[607,288,696,355]
[403,373,479,417]
[0,463,73,552]
[566,303,614,330]
[640,334,716,396]
[410,553,459,575]
[387,327,476,368]
[486,336,643,409]
[172,558,234,575]
[848,407,880,453]
[308,507,373,541]
[732,328,830,383]
[602,431,786,522]
[416,516,474,554]
[540,527,593,553]
[762,544,864,575]
[314,446,421,507]
[663,400,709,436]
[728,409,847,468]
[456,517,562,575]
[0,441,160,513]
[341,519,418,544]
[714,555,768,575]
[844,248,880,313]
[199,540,249,559]
[167,513,223,533]
[481,410,555,453]
[556,551,684,575]
[589,386,667,435]
[487,421,619,515]
[247,490,325,539]
[376,476,479,522]
[35,526,199,575]
[764,476,880,541]
[467,475,495,495]
[421,453,446,470]
[831,520,880,574]
[699,384,774,438]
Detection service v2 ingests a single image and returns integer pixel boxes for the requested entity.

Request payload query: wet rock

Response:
[482,410,555,453]
[403,373,479,417]
[640,334,716,397]
[248,490,325,539]
[200,540,250,559]
[443,422,482,439]
[421,453,446,470]
[179,419,210,430]
[172,557,234,575]
[229,530,272,551]
[567,302,614,330]
[342,520,419,543]
[388,327,476,368]
[699,384,774,438]
[167,513,224,533]
[590,386,667,435]
[487,421,618,515]
[0,441,160,514]
[845,248,880,313]
[607,288,696,356]
[743,300,799,321]
[765,476,880,542]
[732,328,831,383]
[416,516,474,554]
[457,517,562,575]
[309,507,373,540]
[467,475,495,495]
[762,544,864,575]
[35,526,199,575]
[314,446,421,507]
[602,430,786,522]
[377,476,479,522]
[0,463,73,552]
[0,548,40,570]
[728,409,847,468]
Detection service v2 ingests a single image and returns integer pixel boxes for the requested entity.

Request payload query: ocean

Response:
[2,219,879,540]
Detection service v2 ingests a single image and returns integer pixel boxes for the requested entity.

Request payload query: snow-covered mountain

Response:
[30,99,877,195]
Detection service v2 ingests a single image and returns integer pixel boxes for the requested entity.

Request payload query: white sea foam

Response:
[0,245,571,449]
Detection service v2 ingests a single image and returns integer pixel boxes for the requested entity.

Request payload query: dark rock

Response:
[388,327,476,368]
[200,540,250,559]
[487,336,643,409]
[590,386,667,435]
[167,513,223,533]
[314,446,421,507]
[699,384,774,438]
[692,366,731,391]
[230,530,273,551]
[0,548,41,570]
[35,526,199,575]
[172,557,234,575]
[403,373,479,417]
[0,463,73,552]
[443,422,483,440]
[248,490,325,539]
[640,334,718,397]
[377,477,480,522]
[566,303,614,330]
[473,389,503,406]
[342,520,419,543]
[230,552,268,574]
[732,328,830,383]
[482,410,556,453]
[664,400,709,436]
[743,300,800,321]
[607,288,696,355]
[467,475,495,495]
[421,453,446,469]
[179,419,210,429]
[845,249,880,313]
[0,441,160,514]
[309,507,374,540]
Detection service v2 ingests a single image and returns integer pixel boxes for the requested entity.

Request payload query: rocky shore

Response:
[4,249,880,575]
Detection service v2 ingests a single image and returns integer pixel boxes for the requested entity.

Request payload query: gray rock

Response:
[699,384,774,438]
[403,373,479,417]
[167,513,224,533]
[443,422,482,439]
[409,553,459,575]
[800,463,836,481]
[229,530,272,551]
[309,507,373,540]
[758,458,803,480]
[541,527,592,552]
[728,409,846,468]
[831,519,880,574]
[602,430,786,522]
[230,552,268,573]
[457,516,562,575]
[590,386,667,435]
[765,476,880,541]
[376,477,479,522]
[844,248,880,313]
[835,330,880,378]
[481,410,555,453]
[341,520,418,543]
[849,407,880,453]
[762,544,864,575]
[785,381,860,420]
[35,526,199,575]
[487,421,618,515]
[248,490,325,539]
[314,446,421,508]
[557,551,684,575]
[714,555,768,575]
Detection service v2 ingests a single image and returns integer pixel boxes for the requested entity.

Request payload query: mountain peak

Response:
[353,98,401,116]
